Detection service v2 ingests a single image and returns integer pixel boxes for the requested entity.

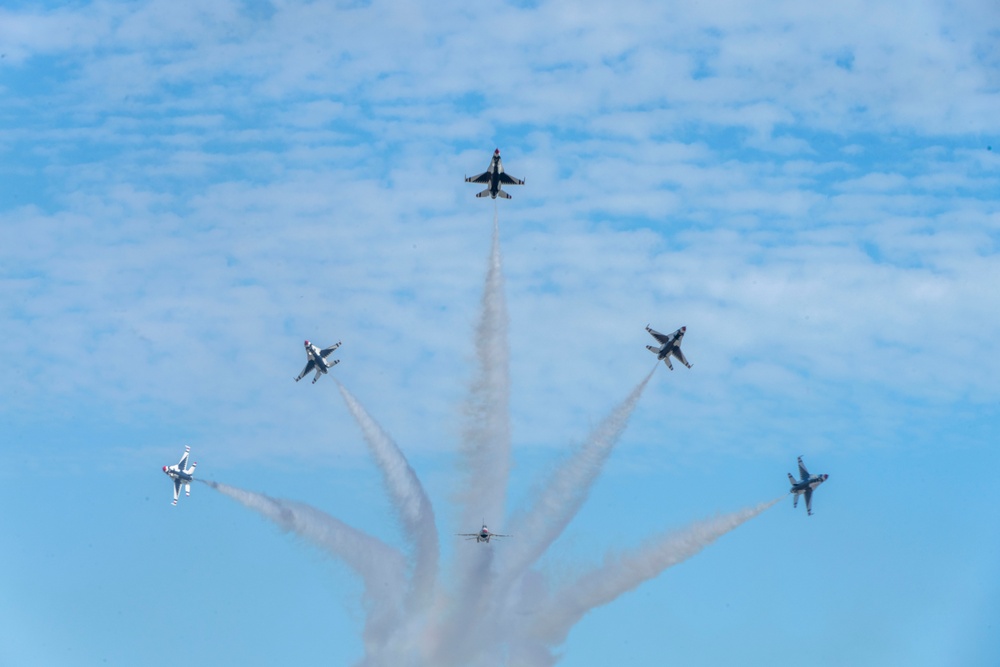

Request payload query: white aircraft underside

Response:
[163,446,197,506]
[295,340,341,384]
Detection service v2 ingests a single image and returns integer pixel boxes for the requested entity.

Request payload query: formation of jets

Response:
[788,456,829,516]
[294,340,342,384]
[456,523,510,543]
[161,148,832,521]
[163,446,197,506]
[465,148,524,200]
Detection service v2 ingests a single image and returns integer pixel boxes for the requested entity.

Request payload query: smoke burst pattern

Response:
[205,215,777,666]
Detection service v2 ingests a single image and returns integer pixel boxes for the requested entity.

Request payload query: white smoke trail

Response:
[337,381,440,610]
[426,210,512,667]
[424,547,499,667]
[456,211,511,536]
[499,367,656,581]
[202,480,407,657]
[528,497,783,646]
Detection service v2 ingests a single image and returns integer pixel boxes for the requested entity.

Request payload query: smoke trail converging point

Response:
[337,381,440,610]
[202,208,781,666]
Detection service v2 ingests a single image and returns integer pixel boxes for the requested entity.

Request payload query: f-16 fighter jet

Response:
[645,325,692,370]
[457,523,511,543]
[295,340,341,384]
[788,456,829,516]
[465,148,525,199]
[163,446,197,506]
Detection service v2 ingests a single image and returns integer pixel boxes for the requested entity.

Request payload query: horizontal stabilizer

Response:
[646,345,660,355]
[788,473,796,485]
[496,189,512,199]
[476,188,492,198]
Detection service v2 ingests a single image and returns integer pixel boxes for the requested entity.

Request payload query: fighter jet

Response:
[788,456,829,516]
[295,340,341,384]
[645,324,692,370]
[162,446,197,506]
[465,148,525,199]
[457,523,511,543]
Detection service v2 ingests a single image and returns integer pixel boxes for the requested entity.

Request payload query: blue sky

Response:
[2,0,999,665]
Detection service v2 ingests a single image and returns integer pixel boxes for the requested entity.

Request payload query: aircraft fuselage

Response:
[790,476,826,494]
[306,345,330,372]
[164,468,193,483]
[656,341,678,359]
[486,155,503,198]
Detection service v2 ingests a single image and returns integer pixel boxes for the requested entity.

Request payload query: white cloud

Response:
[1,0,999,467]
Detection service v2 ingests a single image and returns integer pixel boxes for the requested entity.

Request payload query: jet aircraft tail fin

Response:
[495,189,512,199]
[476,188,492,198]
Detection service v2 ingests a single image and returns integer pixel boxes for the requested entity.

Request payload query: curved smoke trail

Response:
[202,212,783,667]
[337,381,440,610]
[202,480,407,657]
[528,497,784,646]
[499,367,657,582]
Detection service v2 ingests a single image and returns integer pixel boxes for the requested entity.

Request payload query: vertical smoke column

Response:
[529,498,783,646]
[456,211,511,532]
[337,382,440,610]
[202,481,408,658]
[430,211,511,667]
[499,368,656,582]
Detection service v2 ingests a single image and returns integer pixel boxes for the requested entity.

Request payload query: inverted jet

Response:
[465,148,525,199]
[788,456,829,516]
[163,446,197,506]
[645,324,692,370]
[295,340,341,384]
[457,523,510,544]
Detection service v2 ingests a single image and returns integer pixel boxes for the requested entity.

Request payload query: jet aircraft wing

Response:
[798,456,810,481]
[465,172,491,184]
[646,326,671,344]
[673,348,691,368]
[295,360,316,382]
[320,342,341,359]
[497,173,524,185]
